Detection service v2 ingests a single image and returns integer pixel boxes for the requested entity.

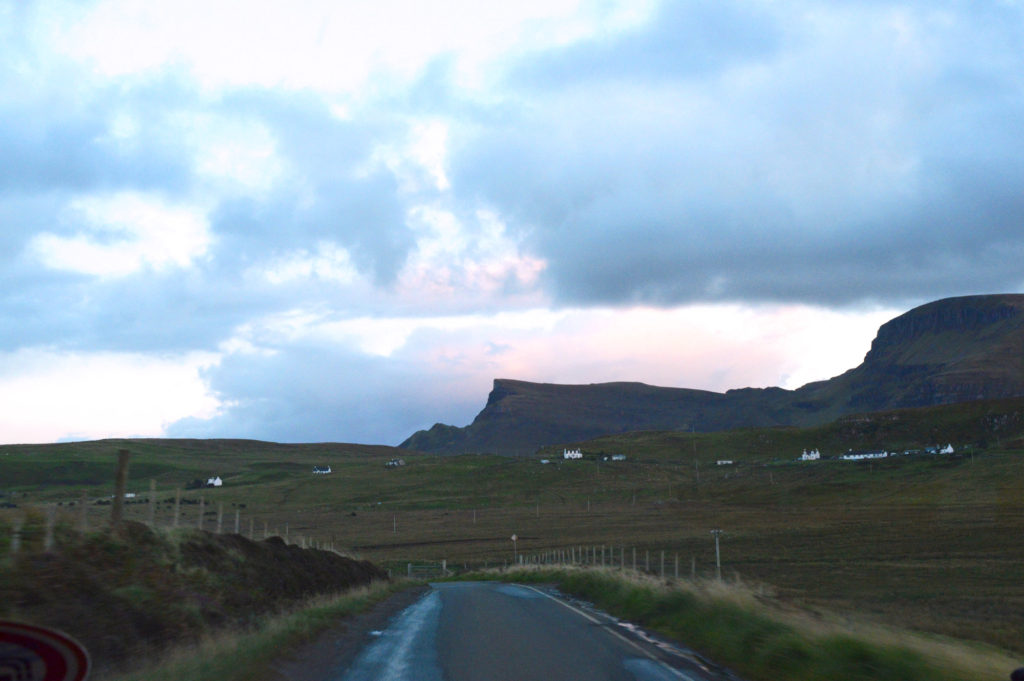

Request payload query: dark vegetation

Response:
[0,515,386,676]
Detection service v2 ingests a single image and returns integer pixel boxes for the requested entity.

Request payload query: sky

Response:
[2,0,1023,446]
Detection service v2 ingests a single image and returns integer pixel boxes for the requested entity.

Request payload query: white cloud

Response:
[179,113,286,194]
[252,241,361,285]
[0,348,221,443]
[54,0,656,95]
[30,193,211,277]
[396,205,547,303]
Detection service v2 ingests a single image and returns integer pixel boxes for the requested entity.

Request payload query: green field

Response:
[2,400,1023,657]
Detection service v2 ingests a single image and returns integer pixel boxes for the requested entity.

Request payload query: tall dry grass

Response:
[476,565,1021,681]
[106,580,408,681]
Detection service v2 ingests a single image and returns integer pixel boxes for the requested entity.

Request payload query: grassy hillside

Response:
[0,516,385,676]
[2,399,1023,656]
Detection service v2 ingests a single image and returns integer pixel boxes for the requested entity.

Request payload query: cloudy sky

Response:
[2,0,1022,445]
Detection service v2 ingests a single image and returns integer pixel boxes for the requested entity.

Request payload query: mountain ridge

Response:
[401,294,1024,456]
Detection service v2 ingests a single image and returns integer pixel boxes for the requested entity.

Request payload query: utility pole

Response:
[711,529,724,581]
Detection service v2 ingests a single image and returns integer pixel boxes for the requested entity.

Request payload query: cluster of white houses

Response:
[799,444,955,462]
[540,449,628,464]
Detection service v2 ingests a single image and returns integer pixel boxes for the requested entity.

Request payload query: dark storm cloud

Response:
[448,1,1024,308]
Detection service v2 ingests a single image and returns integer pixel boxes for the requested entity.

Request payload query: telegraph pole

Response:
[710,529,724,581]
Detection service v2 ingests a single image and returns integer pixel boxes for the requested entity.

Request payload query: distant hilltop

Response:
[400,294,1024,456]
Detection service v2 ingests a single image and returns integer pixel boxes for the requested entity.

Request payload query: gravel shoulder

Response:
[263,584,431,681]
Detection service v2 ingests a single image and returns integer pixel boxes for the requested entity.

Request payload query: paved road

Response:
[336,581,729,681]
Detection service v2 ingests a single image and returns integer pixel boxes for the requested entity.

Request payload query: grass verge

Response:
[107,579,416,681]
[461,566,1020,681]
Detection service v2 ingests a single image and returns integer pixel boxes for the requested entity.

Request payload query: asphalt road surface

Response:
[336,581,731,681]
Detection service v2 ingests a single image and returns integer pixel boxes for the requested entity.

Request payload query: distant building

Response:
[800,449,821,461]
[841,451,888,461]
[385,458,405,468]
[716,460,734,466]
[563,448,583,460]
[206,476,223,487]
[312,466,332,475]
[611,454,626,461]
[940,443,955,454]
[540,459,550,464]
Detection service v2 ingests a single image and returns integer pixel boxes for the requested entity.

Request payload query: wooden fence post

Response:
[111,449,131,532]
[11,516,23,555]
[44,505,56,553]
[79,492,88,533]
[148,479,156,526]
[173,488,181,528]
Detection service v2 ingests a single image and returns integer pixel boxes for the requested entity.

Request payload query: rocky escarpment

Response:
[401,294,1024,455]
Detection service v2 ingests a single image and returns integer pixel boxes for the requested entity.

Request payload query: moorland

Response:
[2,395,1023,658]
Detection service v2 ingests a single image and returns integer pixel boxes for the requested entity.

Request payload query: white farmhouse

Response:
[312,466,332,475]
[716,460,734,466]
[563,448,583,460]
[206,476,223,487]
[800,449,821,461]
[940,444,955,454]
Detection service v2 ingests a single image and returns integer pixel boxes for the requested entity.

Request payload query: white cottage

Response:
[563,448,583,460]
